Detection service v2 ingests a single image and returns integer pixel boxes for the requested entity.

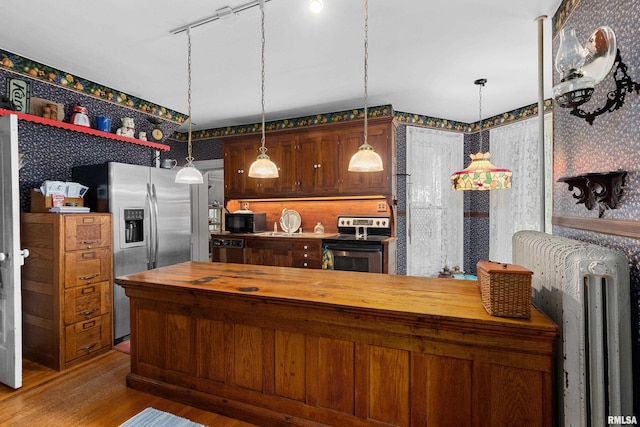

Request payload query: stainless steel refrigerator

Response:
[72,162,193,341]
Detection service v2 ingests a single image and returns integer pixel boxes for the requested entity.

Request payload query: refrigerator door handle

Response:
[146,183,154,270]
[151,183,160,269]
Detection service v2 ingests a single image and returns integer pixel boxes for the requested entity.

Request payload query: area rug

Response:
[119,407,206,427]
[114,339,130,354]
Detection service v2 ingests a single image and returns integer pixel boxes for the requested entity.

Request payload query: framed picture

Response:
[6,77,31,113]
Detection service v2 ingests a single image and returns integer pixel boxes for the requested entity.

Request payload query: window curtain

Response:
[406,126,463,277]
[489,115,553,263]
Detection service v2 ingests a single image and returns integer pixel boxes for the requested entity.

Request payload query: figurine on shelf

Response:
[69,103,90,127]
[116,117,135,137]
[138,131,147,141]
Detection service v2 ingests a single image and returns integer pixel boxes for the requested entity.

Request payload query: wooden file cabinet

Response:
[21,213,113,370]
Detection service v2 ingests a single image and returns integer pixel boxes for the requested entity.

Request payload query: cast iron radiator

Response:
[512,230,632,427]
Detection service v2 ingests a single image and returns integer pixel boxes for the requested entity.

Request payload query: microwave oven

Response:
[225,212,267,233]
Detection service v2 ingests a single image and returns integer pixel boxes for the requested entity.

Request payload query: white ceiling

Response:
[1,0,562,131]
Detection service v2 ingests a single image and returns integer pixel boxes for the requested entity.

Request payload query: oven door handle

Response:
[325,247,382,255]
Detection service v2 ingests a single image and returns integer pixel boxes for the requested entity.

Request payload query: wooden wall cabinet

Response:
[21,213,113,370]
[223,117,396,201]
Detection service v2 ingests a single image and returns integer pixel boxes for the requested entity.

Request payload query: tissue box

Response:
[476,260,533,318]
[30,189,84,212]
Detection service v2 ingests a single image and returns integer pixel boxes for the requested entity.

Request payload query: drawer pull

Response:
[80,273,99,281]
[80,308,98,318]
[83,320,96,329]
[80,342,98,353]
[81,251,97,260]
[81,286,96,294]
[82,217,96,224]
[79,240,98,245]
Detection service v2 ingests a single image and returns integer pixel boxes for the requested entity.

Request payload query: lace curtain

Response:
[489,115,553,263]
[406,126,463,277]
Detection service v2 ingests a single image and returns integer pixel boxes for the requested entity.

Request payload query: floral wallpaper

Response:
[0,48,186,123]
[551,0,640,413]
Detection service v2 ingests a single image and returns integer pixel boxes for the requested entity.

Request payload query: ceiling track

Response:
[171,0,273,35]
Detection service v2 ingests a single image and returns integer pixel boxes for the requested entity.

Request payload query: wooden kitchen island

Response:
[116,262,558,427]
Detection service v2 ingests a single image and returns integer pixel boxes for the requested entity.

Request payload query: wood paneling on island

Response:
[116,262,558,427]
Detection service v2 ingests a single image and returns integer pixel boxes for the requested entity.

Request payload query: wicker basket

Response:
[476,260,533,318]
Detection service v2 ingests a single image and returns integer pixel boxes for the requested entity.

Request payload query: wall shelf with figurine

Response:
[0,107,171,151]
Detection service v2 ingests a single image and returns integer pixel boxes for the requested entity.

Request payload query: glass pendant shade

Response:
[175,161,204,184]
[450,152,511,190]
[248,147,279,178]
[348,142,383,172]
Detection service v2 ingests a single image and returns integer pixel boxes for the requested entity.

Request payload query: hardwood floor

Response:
[0,351,257,427]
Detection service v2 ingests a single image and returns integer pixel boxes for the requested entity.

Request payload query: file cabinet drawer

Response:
[64,316,110,362]
[64,248,112,288]
[64,281,110,324]
[64,214,111,251]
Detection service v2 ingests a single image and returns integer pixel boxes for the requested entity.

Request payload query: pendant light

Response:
[450,79,511,190]
[248,0,279,179]
[175,27,204,184]
[348,0,383,173]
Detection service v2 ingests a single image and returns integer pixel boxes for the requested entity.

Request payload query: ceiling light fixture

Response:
[309,0,324,14]
[247,0,279,178]
[175,27,204,184]
[450,79,512,191]
[348,0,383,173]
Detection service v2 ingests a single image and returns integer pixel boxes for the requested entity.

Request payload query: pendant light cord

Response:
[475,78,487,153]
[186,27,194,164]
[259,0,267,155]
[363,0,368,143]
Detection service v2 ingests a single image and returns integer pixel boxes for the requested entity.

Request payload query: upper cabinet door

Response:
[339,122,392,195]
[296,130,340,194]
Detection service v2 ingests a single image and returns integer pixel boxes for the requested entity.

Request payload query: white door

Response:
[0,114,28,389]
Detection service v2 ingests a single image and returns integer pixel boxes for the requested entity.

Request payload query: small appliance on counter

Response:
[225,211,267,233]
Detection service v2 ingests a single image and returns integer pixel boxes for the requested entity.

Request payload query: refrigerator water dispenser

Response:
[123,208,144,246]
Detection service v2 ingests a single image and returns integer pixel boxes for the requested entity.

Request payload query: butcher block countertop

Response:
[115,261,556,334]
[116,262,558,427]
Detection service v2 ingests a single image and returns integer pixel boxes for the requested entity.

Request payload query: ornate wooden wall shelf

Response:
[0,107,171,151]
[558,171,627,217]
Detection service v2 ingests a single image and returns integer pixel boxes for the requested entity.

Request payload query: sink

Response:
[257,232,321,238]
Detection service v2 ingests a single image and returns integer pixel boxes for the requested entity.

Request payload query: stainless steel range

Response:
[322,215,392,273]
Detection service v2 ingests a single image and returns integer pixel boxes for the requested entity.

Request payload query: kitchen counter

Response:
[117,262,557,426]
[221,231,339,239]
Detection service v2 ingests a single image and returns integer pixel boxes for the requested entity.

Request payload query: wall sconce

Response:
[552,26,640,125]
[558,171,626,217]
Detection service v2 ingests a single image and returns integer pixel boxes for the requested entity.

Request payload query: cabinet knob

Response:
[303,245,308,249]
[304,253,308,258]
[303,262,308,267]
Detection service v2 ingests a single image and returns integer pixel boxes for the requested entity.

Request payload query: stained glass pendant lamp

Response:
[348,0,383,173]
[248,0,279,179]
[175,27,204,184]
[450,79,511,191]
